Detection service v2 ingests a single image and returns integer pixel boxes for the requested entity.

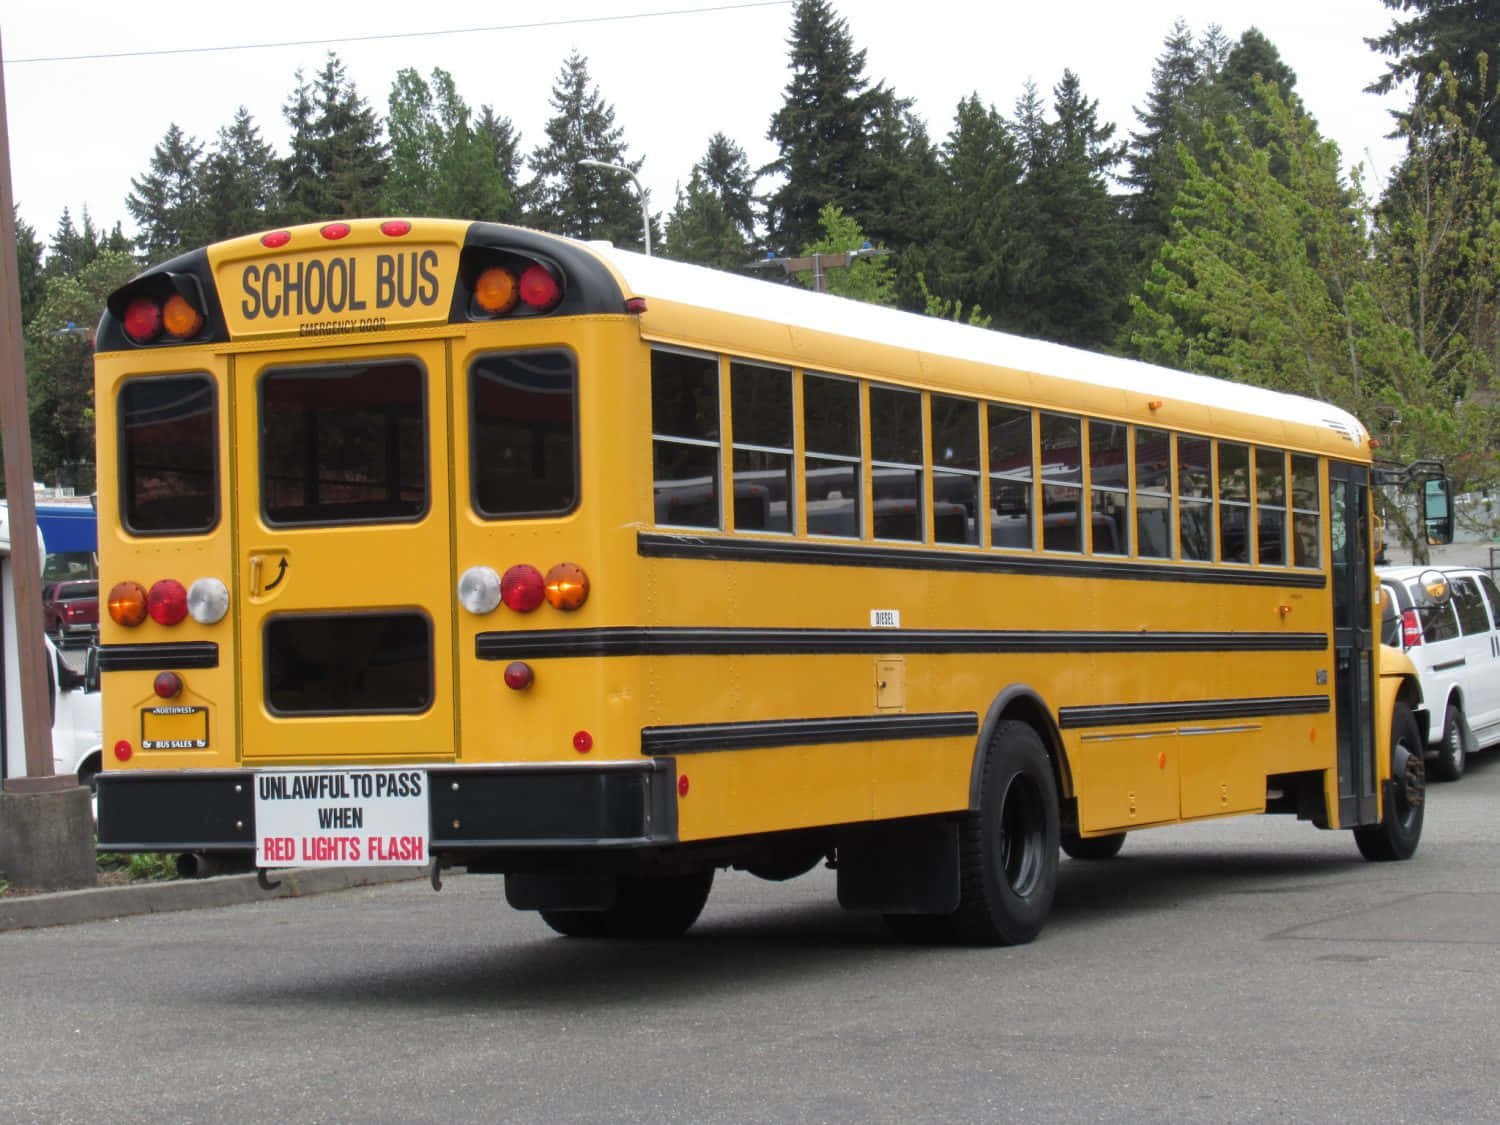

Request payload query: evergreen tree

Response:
[282,53,387,222]
[384,67,511,220]
[763,0,894,253]
[1368,0,1500,159]
[527,52,652,249]
[23,251,139,492]
[200,107,283,241]
[1010,72,1129,348]
[928,93,1026,327]
[125,123,207,262]
[45,208,124,279]
[14,209,45,328]
[475,105,526,220]
[663,134,757,269]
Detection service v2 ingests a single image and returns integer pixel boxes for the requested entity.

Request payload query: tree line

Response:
[11,0,1499,544]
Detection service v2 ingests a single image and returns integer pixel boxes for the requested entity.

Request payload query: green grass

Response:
[96,852,178,880]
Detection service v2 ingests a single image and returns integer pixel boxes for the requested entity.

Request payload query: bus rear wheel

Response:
[542,870,715,939]
[1060,830,1125,860]
[1355,702,1425,862]
[951,721,1059,945]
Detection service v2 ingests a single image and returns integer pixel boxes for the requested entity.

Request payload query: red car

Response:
[42,579,98,648]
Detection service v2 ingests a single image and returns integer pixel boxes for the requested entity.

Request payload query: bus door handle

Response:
[249,553,291,598]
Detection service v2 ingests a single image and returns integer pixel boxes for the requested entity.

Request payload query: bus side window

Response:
[651,349,721,529]
[1256,448,1287,565]
[1134,426,1171,558]
[1178,434,1213,561]
[988,404,1033,550]
[1291,454,1321,567]
[804,373,862,538]
[931,394,980,546]
[1088,419,1129,556]
[1040,413,1083,553]
[1218,441,1251,564]
[870,385,923,541]
[730,361,794,533]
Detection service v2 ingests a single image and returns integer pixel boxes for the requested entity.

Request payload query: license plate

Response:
[141,706,209,749]
[254,767,429,868]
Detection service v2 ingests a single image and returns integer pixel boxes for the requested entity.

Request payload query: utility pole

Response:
[0,31,96,890]
[746,243,891,292]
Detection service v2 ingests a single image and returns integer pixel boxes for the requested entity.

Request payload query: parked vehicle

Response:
[1378,564,1500,780]
[41,579,98,648]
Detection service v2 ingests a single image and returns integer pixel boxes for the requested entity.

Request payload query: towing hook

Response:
[257,868,282,891]
[428,856,443,892]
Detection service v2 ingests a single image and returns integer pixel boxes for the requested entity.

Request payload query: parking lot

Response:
[3,754,1499,1123]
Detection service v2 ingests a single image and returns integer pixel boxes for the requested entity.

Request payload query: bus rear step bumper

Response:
[95,760,679,855]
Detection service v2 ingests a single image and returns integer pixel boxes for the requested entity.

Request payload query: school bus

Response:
[93,218,1448,944]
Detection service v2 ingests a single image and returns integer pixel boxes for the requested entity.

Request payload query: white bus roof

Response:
[591,243,1368,444]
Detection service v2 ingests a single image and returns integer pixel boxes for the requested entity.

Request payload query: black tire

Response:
[1355,702,1425,862]
[951,721,1059,945]
[602,870,714,938]
[1060,830,1126,860]
[539,909,607,938]
[75,753,101,795]
[1429,704,1468,782]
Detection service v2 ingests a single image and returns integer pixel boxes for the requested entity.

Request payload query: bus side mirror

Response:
[1424,477,1455,545]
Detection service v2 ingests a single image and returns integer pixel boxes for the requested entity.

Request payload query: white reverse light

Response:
[458,565,502,615]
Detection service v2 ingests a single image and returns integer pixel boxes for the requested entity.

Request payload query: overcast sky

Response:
[3,0,1408,246]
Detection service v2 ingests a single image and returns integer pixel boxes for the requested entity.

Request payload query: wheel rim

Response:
[996,772,1046,896]
[1393,736,1426,827]
[1446,720,1464,766]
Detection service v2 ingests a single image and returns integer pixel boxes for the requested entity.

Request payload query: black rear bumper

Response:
[96,760,679,856]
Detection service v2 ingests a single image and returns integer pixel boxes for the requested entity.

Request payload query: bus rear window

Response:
[265,612,432,714]
[261,361,427,525]
[119,374,218,535]
[471,350,578,517]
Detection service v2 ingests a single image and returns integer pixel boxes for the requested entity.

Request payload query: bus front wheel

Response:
[952,721,1059,945]
[1354,702,1425,862]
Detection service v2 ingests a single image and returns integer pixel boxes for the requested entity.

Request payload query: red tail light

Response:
[500,564,546,612]
[519,265,562,311]
[123,297,162,344]
[148,579,189,625]
[1401,608,1422,648]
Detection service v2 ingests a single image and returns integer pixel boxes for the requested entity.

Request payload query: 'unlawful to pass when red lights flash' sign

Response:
[254,768,429,867]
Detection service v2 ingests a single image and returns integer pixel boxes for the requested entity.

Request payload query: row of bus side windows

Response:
[649,348,1322,568]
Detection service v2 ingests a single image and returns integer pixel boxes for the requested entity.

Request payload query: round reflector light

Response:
[147,579,189,625]
[108,581,149,627]
[474,266,520,315]
[518,265,562,311]
[321,222,351,240]
[187,577,230,624]
[458,566,503,615]
[504,661,534,690]
[114,740,133,763]
[573,730,594,754]
[162,294,205,339]
[122,297,162,344]
[501,564,546,612]
[153,671,183,699]
[544,562,590,611]
[261,230,292,248]
[380,220,412,237]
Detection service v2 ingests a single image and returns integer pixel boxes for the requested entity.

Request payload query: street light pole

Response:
[579,159,651,256]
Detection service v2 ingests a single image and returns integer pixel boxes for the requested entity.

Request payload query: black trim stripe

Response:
[1058,694,1331,729]
[641,712,979,755]
[1432,658,1466,672]
[639,531,1328,589]
[98,642,220,671]
[477,627,1328,661]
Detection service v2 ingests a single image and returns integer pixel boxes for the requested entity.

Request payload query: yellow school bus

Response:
[93,218,1443,944]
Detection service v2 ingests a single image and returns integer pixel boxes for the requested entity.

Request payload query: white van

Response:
[1378,564,1500,780]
